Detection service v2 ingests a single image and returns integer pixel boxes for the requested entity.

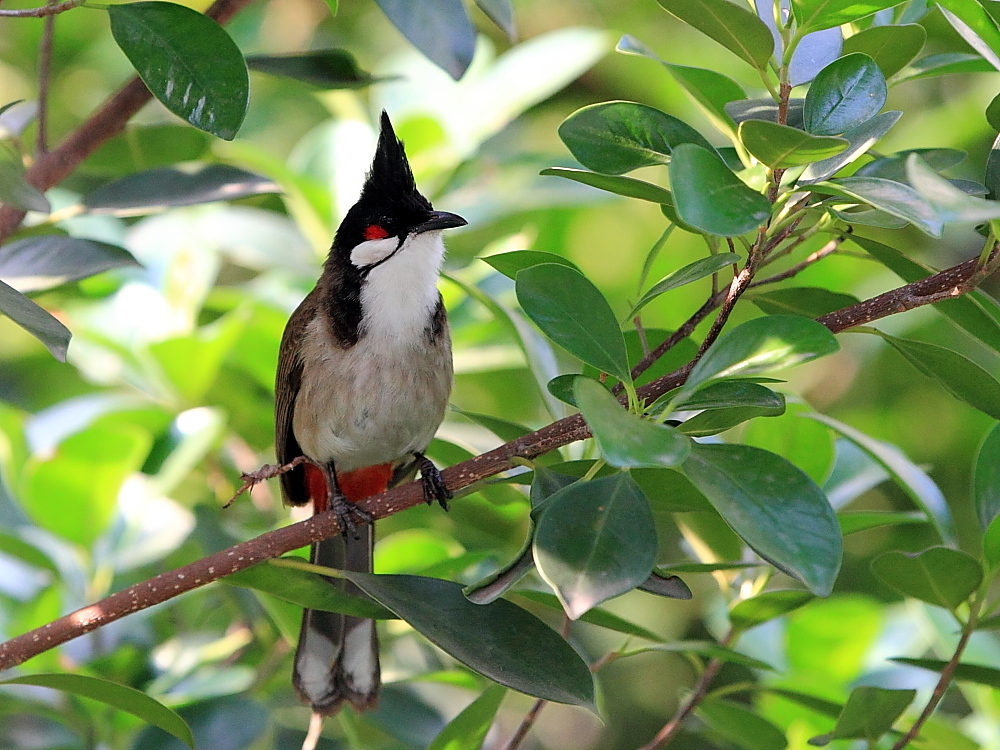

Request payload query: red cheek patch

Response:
[364,224,390,240]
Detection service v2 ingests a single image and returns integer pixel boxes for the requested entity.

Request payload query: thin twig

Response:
[501,698,547,750]
[750,237,843,288]
[0,0,81,17]
[35,4,56,155]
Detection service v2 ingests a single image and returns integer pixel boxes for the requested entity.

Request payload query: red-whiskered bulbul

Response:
[275,111,465,718]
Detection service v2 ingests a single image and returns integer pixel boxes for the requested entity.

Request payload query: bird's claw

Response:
[329,493,373,540]
[414,453,451,511]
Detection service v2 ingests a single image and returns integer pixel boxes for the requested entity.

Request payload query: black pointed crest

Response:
[362,111,418,199]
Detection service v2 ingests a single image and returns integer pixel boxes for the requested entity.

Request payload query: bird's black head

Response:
[332,111,465,256]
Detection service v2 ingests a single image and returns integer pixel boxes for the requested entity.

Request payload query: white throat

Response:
[357,230,446,343]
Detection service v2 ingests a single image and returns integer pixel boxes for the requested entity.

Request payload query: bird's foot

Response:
[413,452,451,510]
[328,491,374,540]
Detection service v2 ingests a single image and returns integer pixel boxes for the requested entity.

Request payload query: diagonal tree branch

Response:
[0,252,995,672]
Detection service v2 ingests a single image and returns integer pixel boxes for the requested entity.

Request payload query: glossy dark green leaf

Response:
[891,657,1000,689]
[849,235,1000,354]
[345,573,596,708]
[838,510,926,535]
[0,235,139,292]
[975,423,1000,530]
[462,544,534,605]
[895,52,994,83]
[534,473,658,619]
[516,264,630,381]
[107,2,248,140]
[876,331,1000,420]
[751,287,860,317]
[1,674,193,748]
[937,0,1000,72]
[684,442,841,596]
[0,155,50,212]
[223,559,395,619]
[698,699,788,750]
[83,164,280,216]
[738,120,847,168]
[799,110,901,183]
[841,23,926,78]
[729,589,815,630]
[804,54,887,136]
[540,167,674,205]
[374,0,476,80]
[246,50,393,88]
[792,0,903,32]
[674,380,785,411]
[558,101,714,175]
[631,467,713,512]
[906,153,1000,224]
[871,547,982,610]
[988,92,1000,132]
[682,315,839,397]
[0,278,71,361]
[811,687,915,745]
[512,589,663,641]
[481,250,580,280]
[670,144,770,236]
[725,98,806,129]
[854,147,967,181]
[678,399,785,437]
[427,685,506,750]
[474,0,516,40]
[656,0,774,69]
[630,253,739,316]
[575,378,690,468]
[546,373,583,406]
[815,177,941,235]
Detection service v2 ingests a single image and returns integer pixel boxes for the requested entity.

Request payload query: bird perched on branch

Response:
[274,111,465,730]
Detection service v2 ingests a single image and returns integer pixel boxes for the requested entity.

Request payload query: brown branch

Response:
[0,0,254,242]
[0,0,81,17]
[501,697,547,750]
[0,254,997,671]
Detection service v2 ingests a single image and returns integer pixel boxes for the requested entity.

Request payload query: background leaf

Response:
[656,0,774,69]
[0,277,71,360]
[841,23,926,78]
[374,0,476,80]
[975,423,1000,530]
[246,50,393,88]
[427,685,506,750]
[729,590,815,630]
[871,547,982,610]
[0,236,139,292]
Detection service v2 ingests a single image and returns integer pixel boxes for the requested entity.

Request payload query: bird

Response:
[274,110,466,724]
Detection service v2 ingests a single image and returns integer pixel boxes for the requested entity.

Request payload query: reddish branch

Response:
[0,0,254,243]
[0,253,995,672]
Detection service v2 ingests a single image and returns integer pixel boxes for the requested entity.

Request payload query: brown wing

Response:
[275,290,319,507]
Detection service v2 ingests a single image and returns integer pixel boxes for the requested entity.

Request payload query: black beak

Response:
[413,210,467,234]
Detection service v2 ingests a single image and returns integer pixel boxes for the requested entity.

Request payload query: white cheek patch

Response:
[350,236,399,268]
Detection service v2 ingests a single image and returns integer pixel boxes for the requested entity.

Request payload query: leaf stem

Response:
[36,1,56,155]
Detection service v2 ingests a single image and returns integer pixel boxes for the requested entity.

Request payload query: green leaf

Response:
[988,92,1000,132]
[427,685,506,750]
[683,443,842,596]
[223,559,395,619]
[874,330,1000,420]
[841,23,926,78]
[1,674,194,748]
[725,98,806,128]
[838,510,926,535]
[624,640,774,670]
[738,120,847,168]
[246,50,393,88]
[729,589,815,630]
[0,153,50,212]
[937,0,1000,72]
[871,547,982,610]
[558,101,714,175]
[812,687,915,745]
[474,0,516,40]
[799,110,901,184]
[345,573,596,708]
[639,572,692,599]
[766,688,845,718]
[674,380,786,411]
[481,250,580,280]
[0,236,140,293]
[533,473,658,619]
[656,0,774,69]
[891,657,1000,689]
[975,423,1000,530]
[670,144,771,236]
[751,287,860,317]
[657,561,761,574]
[698,699,788,750]
[512,589,664,641]
[856,148,967,180]
[895,52,994,83]
[83,164,280,216]
[630,253,739,317]
[792,0,904,33]
[575,378,690,468]
[848,235,1000,354]
[743,401,834,485]
[0,277,71,361]
[905,153,1000,224]
[374,0,476,80]
[516,264,630,381]
[678,399,785,437]
[803,54,887,136]
[452,407,533,444]
[107,2,248,140]
[540,167,675,205]
[983,515,1000,567]
[814,177,941,235]
[808,412,956,545]
[681,315,839,398]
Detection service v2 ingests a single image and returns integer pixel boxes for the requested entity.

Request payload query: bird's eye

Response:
[363,224,390,240]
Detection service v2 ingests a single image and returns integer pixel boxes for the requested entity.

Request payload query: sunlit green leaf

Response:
[656,0,774,69]
[803,54,887,136]
[814,177,941,235]
[937,0,1000,72]
[541,167,675,205]
[698,699,788,750]
[107,2,248,139]
[811,686,915,745]
[871,547,982,610]
[792,0,904,33]
[630,253,739,317]
[670,144,770,236]
[427,685,506,750]
[841,23,926,78]
[799,110,901,183]
[975,423,1000,530]
[751,287,860,317]
[895,52,994,83]
[738,120,847,168]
